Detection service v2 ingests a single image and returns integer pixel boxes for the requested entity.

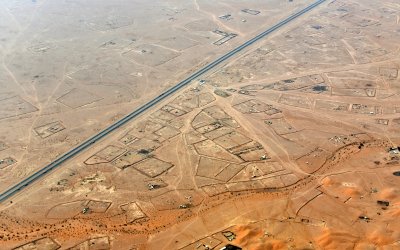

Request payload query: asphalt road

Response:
[0,0,327,203]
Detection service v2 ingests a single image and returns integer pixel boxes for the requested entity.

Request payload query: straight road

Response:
[0,0,327,202]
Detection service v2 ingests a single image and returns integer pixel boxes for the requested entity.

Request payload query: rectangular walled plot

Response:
[133,157,173,178]
[248,162,284,176]
[194,140,242,163]
[196,122,224,134]
[128,138,161,152]
[197,157,228,179]
[180,237,221,250]
[326,74,379,88]
[203,106,232,120]
[158,36,199,51]
[134,120,165,135]
[57,88,102,109]
[150,110,176,122]
[315,100,350,112]
[0,96,38,120]
[34,121,65,138]
[376,119,389,125]
[69,236,110,250]
[85,145,126,165]
[201,184,229,196]
[87,15,134,31]
[192,112,217,129]
[265,118,296,135]
[154,126,181,141]
[278,94,312,109]
[379,67,398,79]
[151,190,203,210]
[198,92,216,107]
[265,108,282,116]
[332,88,376,97]
[14,237,60,250]
[119,133,139,145]
[46,200,88,219]
[124,44,180,67]
[0,157,16,169]
[185,131,206,145]
[226,180,264,192]
[280,173,299,186]
[266,74,324,91]
[120,202,147,223]
[296,148,328,174]
[234,99,272,114]
[238,149,267,162]
[229,141,264,155]
[112,151,146,169]
[161,105,187,117]
[351,104,381,114]
[242,9,260,15]
[86,200,111,213]
[171,92,199,110]
[383,106,400,114]
[203,126,234,140]
[213,132,252,149]
[215,163,244,182]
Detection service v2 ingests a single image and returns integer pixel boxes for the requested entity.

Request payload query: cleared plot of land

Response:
[151,189,203,210]
[213,131,252,149]
[133,157,173,178]
[154,126,181,141]
[332,88,376,97]
[351,104,381,114]
[57,89,102,109]
[158,36,199,51]
[120,202,147,223]
[46,200,88,219]
[124,44,181,67]
[69,236,110,250]
[265,118,296,135]
[264,74,324,91]
[0,157,17,170]
[194,140,242,163]
[86,14,134,31]
[278,94,312,109]
[86,200,112,213]
[233,99,273,114]
[197,157,243,182]
[85,145,126,165]
[315,100,350,112]
[0,96,38,120]
[13,237,60,250]
[34,121,65,138]
[112,151,147,169]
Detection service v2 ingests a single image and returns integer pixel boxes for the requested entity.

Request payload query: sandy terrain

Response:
[0,0,400,249]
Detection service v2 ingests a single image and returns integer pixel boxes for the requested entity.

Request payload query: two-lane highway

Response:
[0,0,327,202]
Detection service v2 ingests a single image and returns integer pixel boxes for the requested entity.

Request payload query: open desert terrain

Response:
[0,0,400,249]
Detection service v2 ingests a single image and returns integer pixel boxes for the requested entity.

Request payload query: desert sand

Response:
[0,0,399,249]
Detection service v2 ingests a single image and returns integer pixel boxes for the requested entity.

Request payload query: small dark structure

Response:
[313,85,328,92]
[377,200,390,206]
[358,216,370,222]
[393,171,400,176]
[221,244,242,250]
[138,149,150,155]
[389,147,400,154]
[241,9,260,15]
